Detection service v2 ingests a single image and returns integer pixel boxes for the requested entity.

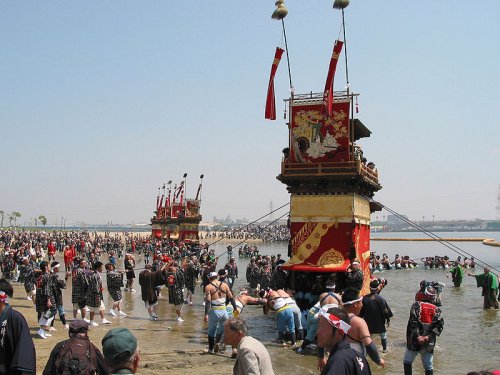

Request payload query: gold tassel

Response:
[333,0,350,9]
[272,0,288,20]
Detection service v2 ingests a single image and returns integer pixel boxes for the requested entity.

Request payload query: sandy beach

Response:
[11,277,236,375]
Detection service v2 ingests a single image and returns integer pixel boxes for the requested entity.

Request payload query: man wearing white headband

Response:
[0,278,36,374]
[345,259,364,291]
[298,282,341,365]
[360,279,393,353]
[316,306,371,375]
[204,271,237,353]
[341,288,386,369]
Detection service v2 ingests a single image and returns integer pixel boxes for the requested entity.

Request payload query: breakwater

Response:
[372,237,500,247]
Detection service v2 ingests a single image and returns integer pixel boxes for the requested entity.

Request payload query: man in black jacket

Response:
[403,286,444,375]
[360,279,393,352]
[43,319,109,375]
[0,278,36,375]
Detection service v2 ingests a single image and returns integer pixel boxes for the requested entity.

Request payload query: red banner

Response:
[265,47,285,120]
[322,40,344,116]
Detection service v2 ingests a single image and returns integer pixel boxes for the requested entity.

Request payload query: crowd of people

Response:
[370,251,477,271]
[201,223,290,242]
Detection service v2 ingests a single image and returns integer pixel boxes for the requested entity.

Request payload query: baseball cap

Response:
[69,319,89,334]
[102,328,138,365]
[208,271,218,278]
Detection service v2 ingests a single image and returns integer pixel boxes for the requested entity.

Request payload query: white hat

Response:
[208,272,218,278]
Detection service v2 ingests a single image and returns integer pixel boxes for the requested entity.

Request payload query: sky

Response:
[0,1,499,226]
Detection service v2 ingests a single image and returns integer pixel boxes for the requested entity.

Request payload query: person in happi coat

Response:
[139,264,166,320]
[450,261,465,287]
[106,263,127,317]
[0,278,36,375]
[166,263,186,322]
[35,261,56,339]
[86,261,112,326]
[468,267,499,309]
[360,279,393,352]
[183,257,199,305]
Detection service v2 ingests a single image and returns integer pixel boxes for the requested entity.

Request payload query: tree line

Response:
[0,210,47,228]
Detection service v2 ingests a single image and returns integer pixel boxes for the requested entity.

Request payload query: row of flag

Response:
[156,176,203,211]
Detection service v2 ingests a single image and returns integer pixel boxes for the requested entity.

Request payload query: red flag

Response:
[322,40,344,116]
[172,184,177,203]
[195,183,202,201]
[175,182,184,200]
[166,187,171,207]
[265,47,285,120]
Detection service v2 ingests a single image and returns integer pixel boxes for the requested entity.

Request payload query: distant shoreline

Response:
[2,228,498,246]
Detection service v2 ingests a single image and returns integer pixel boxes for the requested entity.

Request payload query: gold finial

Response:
[272,0,288,20]
[333,0,350,9]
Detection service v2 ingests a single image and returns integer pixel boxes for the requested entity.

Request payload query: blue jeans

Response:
[208,308,228,337]
[290,304,303,330]
[305,308,319,342]
[403,348,433,370]
[56,304,65,317]
[277,307,295,335]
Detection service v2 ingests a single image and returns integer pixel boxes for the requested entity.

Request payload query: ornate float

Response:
[267,0,382,296]
[150,174,203,243]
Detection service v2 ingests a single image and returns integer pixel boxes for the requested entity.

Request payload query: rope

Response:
[341,8,350,95]
[372,200,500,275]
[281,19,293,93]
[214,209,291,263]
[206,202,290,247]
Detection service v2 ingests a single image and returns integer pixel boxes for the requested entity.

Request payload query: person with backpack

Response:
[42,319,109,375]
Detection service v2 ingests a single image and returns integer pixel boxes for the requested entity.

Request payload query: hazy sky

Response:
[1,1,499,226]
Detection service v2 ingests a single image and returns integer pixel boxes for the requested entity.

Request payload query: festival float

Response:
[150,174,204,243]
[266,0,382,297]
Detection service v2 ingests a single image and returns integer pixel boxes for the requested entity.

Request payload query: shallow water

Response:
[55,231,499,374]
[207,232,500,374]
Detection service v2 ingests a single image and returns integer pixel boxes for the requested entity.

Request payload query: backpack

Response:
[54,337,98,375]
